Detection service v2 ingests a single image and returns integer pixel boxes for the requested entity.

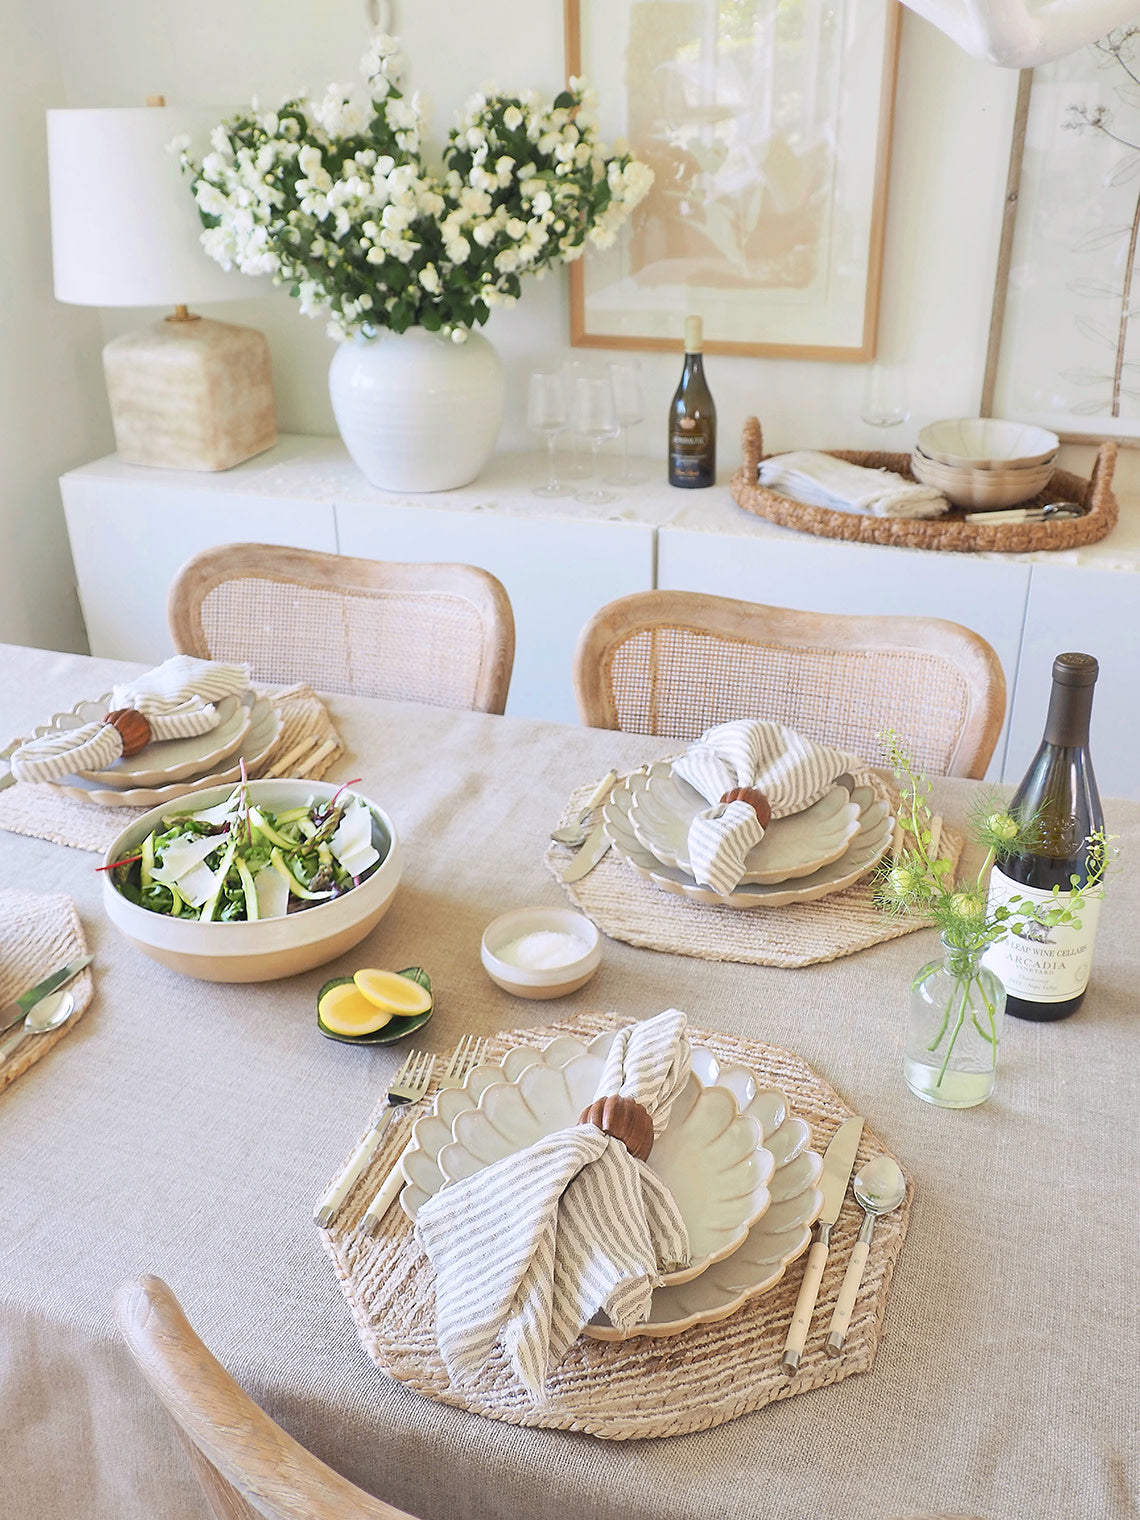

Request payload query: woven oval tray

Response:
[730,418,1118,553]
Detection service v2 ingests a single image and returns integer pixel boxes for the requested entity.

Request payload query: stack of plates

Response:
[911,418,1059,510]
[28,690,283,807]
[399,1029,826,1340]
[601,760,893,909]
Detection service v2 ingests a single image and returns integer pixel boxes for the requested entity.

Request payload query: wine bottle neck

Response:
[1043,680,1094,747]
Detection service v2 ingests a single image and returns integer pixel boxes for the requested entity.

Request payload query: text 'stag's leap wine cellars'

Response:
[984,652,1104,1021]
[668,316,716,488]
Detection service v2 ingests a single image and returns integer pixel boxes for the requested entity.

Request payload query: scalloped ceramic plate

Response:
[74,694,251,786]
[586,1049,823,1339]
[49,695,282,808]
[604,773,893,909]
[401,1029,774,1286]
[630,762,860,884]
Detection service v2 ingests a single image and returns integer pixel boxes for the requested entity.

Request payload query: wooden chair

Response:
[168,543,515,714]
[573,590,1006,778]
[113,1275,420,1520]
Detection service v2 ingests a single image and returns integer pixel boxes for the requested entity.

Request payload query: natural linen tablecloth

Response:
[0,643,1137,1520]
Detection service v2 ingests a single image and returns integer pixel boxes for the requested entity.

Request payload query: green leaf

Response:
[553,91,576,109]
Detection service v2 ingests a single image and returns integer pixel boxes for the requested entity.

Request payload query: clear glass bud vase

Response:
[903,935,1005,1108]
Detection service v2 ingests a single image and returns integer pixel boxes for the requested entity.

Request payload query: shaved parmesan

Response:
[151,833,225,886]
[173,860,224,909]
[331,797,379,879]
[253,865,290,920]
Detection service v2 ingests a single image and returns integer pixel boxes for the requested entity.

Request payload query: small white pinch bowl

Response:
[102,779,401,983]
[480,907,601,999]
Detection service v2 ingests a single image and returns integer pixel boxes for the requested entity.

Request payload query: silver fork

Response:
[313,1048,436,1229]
[358,1034,491,1236]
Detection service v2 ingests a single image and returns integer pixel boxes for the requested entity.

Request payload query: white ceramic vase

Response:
[328,326,505,492]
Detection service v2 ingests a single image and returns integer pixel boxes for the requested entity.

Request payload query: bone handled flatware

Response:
[550,769,618,847]
[0,955,94,1038]
[0,989,79,1065]
[825,1155,907,1357]
[781,1114,863,1375]
[559,821,612,882]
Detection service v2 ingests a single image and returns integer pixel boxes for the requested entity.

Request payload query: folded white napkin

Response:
[415,1010,692,1395]
[759,450,949,519]
[10,656,251,783]
[672,720,863,894]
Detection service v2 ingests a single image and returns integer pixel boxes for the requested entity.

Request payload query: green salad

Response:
[108,782,383,922]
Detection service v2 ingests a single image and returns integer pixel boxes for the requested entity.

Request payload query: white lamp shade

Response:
[47,107,253,308]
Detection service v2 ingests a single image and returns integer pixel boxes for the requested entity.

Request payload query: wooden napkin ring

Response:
[104,708,152,757]
[578,1095,654,1162]
[719,786,772,829]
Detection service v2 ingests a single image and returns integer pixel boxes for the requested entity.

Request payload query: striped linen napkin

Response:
[415,1009,693,1395]
[10,657,250,783]
[759,450,949,519]
[672,720,863,895]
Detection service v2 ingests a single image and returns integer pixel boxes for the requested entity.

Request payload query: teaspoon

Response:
[0,989,78,1065]
[825,1154,906,1356]
[550,769,618,846]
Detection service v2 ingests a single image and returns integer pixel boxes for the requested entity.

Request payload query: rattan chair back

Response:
[573,591,1006,778]
[114,1275,420,1520]
[168,543,515,714]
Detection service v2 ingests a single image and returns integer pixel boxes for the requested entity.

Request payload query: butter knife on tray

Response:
[559,822,612,882]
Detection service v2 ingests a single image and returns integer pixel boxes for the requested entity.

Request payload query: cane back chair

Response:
[114,1275,421,1520]
[168,543,515,714]
[573,591,1006,778]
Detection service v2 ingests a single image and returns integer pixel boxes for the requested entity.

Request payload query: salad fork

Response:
[313,1048,436,1229]
[358,1034,491,1237]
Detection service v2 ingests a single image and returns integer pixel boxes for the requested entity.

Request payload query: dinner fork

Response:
[357,1034,491,1237]
[313,1048,436,1229]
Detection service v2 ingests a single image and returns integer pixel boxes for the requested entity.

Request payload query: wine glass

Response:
[527,370,573,498]
[571,376,621,504]
[861,363,910,429]
[604,360,646,485]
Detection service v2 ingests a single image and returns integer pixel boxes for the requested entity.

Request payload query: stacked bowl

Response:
[911,418,1059,510]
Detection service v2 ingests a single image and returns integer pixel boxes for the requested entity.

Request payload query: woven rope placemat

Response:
[0,684,343,854]
[320,1010,910,1440]
[545,774,962,968]
[0,887,94,1095]
[730,417,1119,553]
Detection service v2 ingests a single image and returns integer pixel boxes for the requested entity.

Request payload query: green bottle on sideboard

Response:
[668,316,716,488]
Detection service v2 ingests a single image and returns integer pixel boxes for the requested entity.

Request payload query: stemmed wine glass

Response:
[604,360,646,485]
[527,370,573,498]
[571,376,621,504]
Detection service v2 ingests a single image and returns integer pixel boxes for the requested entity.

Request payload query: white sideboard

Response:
[60,436,1140,797]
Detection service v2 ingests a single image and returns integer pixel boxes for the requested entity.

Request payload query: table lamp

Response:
[47,103,277,472]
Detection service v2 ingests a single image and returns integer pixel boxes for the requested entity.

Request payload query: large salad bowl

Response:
[101,779,402,982]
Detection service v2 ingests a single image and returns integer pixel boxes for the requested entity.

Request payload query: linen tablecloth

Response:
[1,644,1137,1520]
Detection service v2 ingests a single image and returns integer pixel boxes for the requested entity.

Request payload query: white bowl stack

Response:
[911,418,1059,511]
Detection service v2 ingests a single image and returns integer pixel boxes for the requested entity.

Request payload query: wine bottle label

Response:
[983,868,1102,1001]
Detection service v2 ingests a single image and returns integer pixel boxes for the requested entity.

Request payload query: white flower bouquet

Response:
[178,33,653,342]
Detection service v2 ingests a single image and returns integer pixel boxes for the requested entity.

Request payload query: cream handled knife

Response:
[0,955,94,1038]
[559,822,612,882]
[781,1114,863,1374]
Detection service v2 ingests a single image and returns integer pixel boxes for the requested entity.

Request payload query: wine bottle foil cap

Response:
[1053,652,1099,687]
[684,315,703,353]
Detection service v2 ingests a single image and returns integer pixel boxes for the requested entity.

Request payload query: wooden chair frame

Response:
[114,1275,420,1520]
[572,590,1006,779]
[168,543,515,715]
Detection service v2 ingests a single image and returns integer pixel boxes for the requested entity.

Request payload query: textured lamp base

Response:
[103,314,277,471]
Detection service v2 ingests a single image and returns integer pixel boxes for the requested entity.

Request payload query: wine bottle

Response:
[668,316,716,488]
[984,652,1104,1021]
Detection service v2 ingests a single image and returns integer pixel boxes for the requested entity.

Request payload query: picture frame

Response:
[564,0,901,359]
[988,35,1140,442]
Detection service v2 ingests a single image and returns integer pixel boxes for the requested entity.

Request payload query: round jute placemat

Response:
[319,1010,912,1441]
[730,417,1118,553]
[545,775,962,968]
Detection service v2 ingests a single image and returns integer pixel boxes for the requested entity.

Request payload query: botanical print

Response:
[996,29,1140,438]
[570,0,896,355]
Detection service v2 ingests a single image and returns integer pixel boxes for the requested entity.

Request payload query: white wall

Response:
[44,0,1022,465]
[0,0,113,653]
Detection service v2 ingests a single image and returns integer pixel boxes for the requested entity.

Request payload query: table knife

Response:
[0,955,94,1038]
[781,1114,863,1374]
[560,822,611,882]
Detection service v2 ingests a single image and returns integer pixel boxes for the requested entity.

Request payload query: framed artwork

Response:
[564,0,900,358]
[990,32,1140,441]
